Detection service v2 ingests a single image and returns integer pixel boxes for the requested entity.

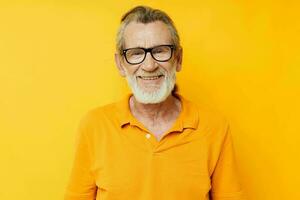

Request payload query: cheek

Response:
[123,64,140,76]
[159,62,175,74]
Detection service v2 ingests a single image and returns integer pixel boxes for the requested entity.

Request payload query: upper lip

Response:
[138,75,163,78]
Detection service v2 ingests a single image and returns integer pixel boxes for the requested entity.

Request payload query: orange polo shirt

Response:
[64,93,244,200]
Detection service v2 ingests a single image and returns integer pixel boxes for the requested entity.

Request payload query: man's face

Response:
[115,21,182,104]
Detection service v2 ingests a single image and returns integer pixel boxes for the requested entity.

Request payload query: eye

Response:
[133,51,143,55]
[153,49,163,54]
[127,49,144,57]
[153,46,169,54]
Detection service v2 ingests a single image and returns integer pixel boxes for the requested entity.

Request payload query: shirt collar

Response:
[115,93,199,132]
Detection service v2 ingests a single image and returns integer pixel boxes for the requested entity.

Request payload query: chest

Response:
[143,121,174,141]
[93,133,211,199]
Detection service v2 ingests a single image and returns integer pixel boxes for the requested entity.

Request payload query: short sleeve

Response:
[210,123,245,200]
[64,116,97,200]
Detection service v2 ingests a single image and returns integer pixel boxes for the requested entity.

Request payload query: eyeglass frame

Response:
[121,44,175,65]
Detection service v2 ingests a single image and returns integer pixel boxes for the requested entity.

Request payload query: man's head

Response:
[115,6,182,104]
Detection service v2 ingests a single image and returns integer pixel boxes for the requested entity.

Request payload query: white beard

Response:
[125,67,176,104]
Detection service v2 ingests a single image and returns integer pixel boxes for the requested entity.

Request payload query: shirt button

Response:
[145,133,151,139]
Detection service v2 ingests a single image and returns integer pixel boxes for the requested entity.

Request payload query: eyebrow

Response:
[125,44,172,50]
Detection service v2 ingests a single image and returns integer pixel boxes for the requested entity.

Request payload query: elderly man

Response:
[64,6,244,200]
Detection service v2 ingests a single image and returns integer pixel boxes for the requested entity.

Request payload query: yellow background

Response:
[0,0,299,199]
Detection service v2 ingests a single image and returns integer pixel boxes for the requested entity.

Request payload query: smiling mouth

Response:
[137,75,164,80]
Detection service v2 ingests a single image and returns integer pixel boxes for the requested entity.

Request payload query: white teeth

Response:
[140,76,161,80]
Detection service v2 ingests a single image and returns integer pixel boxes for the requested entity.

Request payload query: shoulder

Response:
[77,101,121,130]
[183,96,228,124]
[184,97,230,137]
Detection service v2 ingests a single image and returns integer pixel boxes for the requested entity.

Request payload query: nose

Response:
[140,52,158,72]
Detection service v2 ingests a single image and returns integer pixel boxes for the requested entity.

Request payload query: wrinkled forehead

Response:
[123,21,173,49]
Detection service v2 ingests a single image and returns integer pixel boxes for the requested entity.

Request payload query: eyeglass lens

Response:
[125,45,172,64]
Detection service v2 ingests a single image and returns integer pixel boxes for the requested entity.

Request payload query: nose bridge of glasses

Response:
[144,48,156,61]
[141,48,157,69]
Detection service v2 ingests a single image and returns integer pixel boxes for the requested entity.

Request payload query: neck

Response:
[129,93,181,123]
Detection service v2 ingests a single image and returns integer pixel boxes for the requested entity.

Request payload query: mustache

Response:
[135,68,166,77]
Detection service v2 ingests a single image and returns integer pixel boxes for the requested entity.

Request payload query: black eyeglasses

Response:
[122,44,175,65]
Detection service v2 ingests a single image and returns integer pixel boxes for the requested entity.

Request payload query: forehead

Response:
[123,21,172,49]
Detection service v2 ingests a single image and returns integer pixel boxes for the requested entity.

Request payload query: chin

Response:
[133,85,172,104]
[126,70,176,104]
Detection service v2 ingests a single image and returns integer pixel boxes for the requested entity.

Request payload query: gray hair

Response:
[116,5,181,55]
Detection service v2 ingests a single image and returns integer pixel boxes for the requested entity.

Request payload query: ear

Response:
[114,53,126,77]
[175,47,183,72]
